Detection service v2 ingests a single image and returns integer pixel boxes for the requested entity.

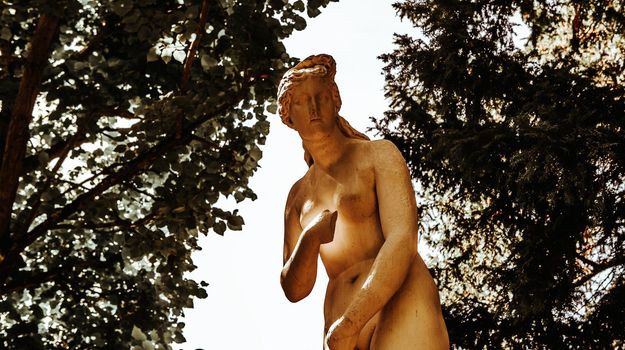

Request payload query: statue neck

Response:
[301,127,350,172]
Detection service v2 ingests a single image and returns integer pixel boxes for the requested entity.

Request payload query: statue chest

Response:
[299,168,377,228]
[298,166,383,275]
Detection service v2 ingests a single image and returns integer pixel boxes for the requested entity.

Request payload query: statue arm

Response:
[280,182,336,302]
[332,140,419,337]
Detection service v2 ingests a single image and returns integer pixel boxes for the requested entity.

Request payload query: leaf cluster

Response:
[0,0,335,348]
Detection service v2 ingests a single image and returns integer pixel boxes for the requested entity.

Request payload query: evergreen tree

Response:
[376,1,625,348]
[0,0,334,348]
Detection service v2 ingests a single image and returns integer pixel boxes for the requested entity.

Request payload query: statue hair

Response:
[277,54,369,167]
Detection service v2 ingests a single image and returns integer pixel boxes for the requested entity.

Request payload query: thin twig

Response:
[17,135,75,237]
[177,0,210,139]
[576,253,600,269]
[125,181,157,201]
[574,256,625,287]
[180,0,210,92]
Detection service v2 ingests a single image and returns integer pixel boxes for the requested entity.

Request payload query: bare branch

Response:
[191,135,217,148]
[22,134,87,174]
[59,171,105,198]
[126,181,157,201]
[93,107,137,120]
[22,108,136,174]
[177,0,210,139]
[574,255,625,288]
[0,267,63,295]
[16,136,74,238]
[0,257,115,296]
[180,0,210,93]
[576,253,600,269]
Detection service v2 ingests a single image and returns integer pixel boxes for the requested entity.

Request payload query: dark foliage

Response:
[376,1,625,348]
[0,0,335,348]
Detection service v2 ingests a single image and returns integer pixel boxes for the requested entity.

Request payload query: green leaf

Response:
[200,54,218,71]
[173,50,186,63]
[37,151,49,164]
[138,25,152,41]
[0,27,12,41]
[131,325,147,341]
[266,103,277,114]
[306,4,322,18]
[293,0,305,12]
[226,214,244,230]
[213,221,226,235]
[196,288,208,299]
[249,145,262,161]
[293,15,307,31]
[112,0,133,17]
[161,48,173,64]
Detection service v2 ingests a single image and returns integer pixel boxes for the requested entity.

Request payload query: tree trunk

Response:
[0,14,59,262]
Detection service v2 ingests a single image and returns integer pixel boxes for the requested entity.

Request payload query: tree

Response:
[376,1,625,348]
[0,0,335,348]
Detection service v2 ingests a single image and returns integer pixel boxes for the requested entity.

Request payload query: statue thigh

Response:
[369,260,448,350]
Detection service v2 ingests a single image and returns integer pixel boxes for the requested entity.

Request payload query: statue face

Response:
[287,77,336,139]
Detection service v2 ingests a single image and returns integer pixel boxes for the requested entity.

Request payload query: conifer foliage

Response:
[0,0,334,348]
[377,1,625,348]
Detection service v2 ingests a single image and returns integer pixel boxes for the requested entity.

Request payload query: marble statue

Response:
[278,54,449,350]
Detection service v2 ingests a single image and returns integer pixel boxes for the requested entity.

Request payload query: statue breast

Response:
[334,179,377,222]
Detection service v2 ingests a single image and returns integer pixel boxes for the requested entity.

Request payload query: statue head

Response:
[277,54,369,166]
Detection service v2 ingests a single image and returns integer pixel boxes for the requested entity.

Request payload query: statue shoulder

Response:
[368,139,407,167]
[369,138,400,152]
[341,138,403,171]
[349,138,400,154]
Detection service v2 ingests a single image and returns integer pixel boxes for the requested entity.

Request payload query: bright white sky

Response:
[181,1,416,349]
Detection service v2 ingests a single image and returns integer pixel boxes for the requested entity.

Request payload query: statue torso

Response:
[293,139,448,349]
[297,140,384,278]
[296,140,386,347]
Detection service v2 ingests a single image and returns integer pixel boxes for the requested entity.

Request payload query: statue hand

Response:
[306,210,338,245]
[324,316,359,350]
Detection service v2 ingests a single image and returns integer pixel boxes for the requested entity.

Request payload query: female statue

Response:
[278,54,449,350]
